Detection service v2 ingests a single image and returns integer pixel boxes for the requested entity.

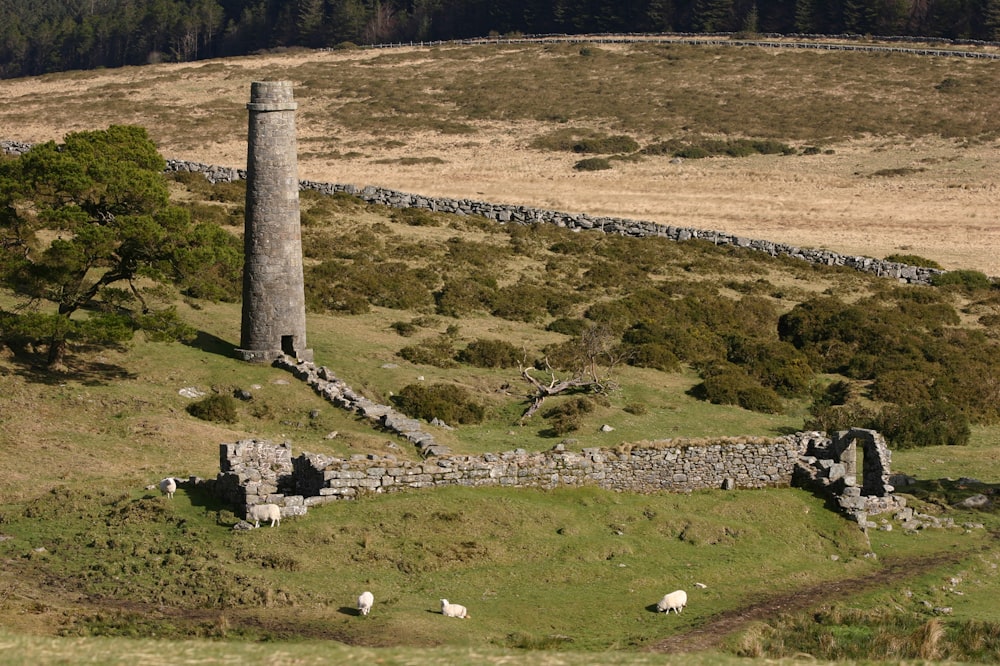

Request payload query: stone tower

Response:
[237,81,313,363]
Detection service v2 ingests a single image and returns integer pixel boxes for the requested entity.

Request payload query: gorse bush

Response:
[884,253,944,269]
[689,362,784,414]
[457,338,523,368]
[391,383,484,425]
[641,137,795,158]
[931,269,993,291]
[571,135,639,154]
[573,157,612,171]
[398,335,457,368]
[542,396,599,436]
[186,394,238,423]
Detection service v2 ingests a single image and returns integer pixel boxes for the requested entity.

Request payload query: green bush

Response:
[641,137,793,159]
[546,317,587,336]
[390,321,419,337]
[572,135,639,154]
[391,208,442,227]
[392,383,484,425]
[186,394,238,423]
[804,402,879,434]
[573,157,612,171]
[490,283,562,322]
[434,276,496,317]
[397,336,457,368]
[883,253,944,269]
[931,269,993,291]
[876,400,971,448]
[457,338,523,368]
[689,362,783,414]
[726,337,814,398]
[306,259,435,312]
[542,397,598,436]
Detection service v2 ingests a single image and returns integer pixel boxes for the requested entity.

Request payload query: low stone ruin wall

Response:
[217,434,809,523]
[215,428,953,530]
[293,436,803,500]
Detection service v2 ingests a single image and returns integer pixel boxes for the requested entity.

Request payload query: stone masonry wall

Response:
[158,157,947,285]
[218,435,806,519]
[0,143,953,283]
[216,429,931,528]
[294,436,802,500]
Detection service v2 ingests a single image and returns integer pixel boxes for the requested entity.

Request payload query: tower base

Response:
[235,348,314,364]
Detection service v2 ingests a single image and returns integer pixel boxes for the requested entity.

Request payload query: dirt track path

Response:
[648,552,971,653]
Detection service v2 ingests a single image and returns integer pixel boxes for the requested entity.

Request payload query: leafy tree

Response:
[0,125,237,367]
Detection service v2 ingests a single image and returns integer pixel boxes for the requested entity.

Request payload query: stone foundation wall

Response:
[219,435,807,517]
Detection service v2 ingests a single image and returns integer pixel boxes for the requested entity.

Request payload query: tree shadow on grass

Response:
[4,343,137,386]
[184,330,237,358]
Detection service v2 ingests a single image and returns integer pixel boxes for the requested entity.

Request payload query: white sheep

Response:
[357,591,374,616]
[248,503,281,528]
[656,589,687,614]
[158,477,177,499]
[440,599,469,618]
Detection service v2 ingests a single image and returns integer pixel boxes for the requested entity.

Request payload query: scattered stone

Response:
[178,386,205,399]
[953,494,990,510]
[233,388,253,401]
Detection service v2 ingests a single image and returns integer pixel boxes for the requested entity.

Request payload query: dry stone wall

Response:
[159,157,945,284]
[0,143,951,283]
[293,436,802,501]
[215,426,934,529]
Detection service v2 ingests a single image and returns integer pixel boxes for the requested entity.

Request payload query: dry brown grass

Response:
[1,42,998,277]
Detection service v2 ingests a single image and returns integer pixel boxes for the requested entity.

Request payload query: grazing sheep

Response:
[248,503,281,528]
[440,599,469,618]
[656,589,687,614]
[158,477,177,499]
[357,591,374,616]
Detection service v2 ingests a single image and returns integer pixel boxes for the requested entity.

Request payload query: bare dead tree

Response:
[517,323,632,422]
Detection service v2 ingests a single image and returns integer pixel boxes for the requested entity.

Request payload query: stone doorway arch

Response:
[830,428,893,497]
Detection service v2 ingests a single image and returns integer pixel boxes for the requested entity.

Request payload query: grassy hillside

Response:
[2,40,1000,664]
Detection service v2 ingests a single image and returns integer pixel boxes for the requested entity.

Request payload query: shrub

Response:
[391,208,441,227]
[573,157,612,171]
[397,336,457,368]
[876,400,971,448]
[457,338,523,368]
[623,402,647,415]
[931,269,993,291]
[804,402,879,434]
[542,397,598,436]
[689,363,783,414]
[489,284,554,322]
[726,337,814,398]
[572,135,639,154]
[884,254,944,269]
[392,383,484,425]
[390,321,419,337]
[435,276,496,317]
[186,394,238,423]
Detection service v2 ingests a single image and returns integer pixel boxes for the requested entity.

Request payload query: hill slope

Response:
[1,40,999,275]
